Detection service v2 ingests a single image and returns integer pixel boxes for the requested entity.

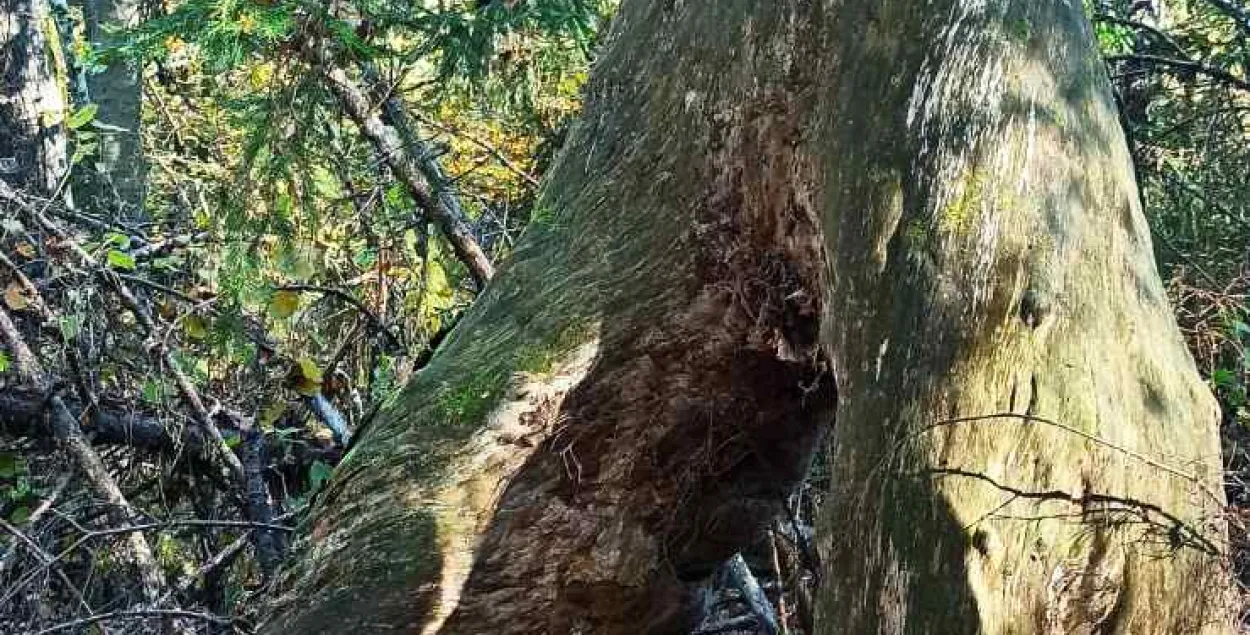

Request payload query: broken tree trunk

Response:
[262,2,1232,634]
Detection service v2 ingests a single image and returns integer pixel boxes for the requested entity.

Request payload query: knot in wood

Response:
[1018,288,1051,330]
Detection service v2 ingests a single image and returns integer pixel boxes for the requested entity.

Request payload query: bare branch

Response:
[0,304,169,605]
[276,284,403,352]
[311,50,495,287]
[1105,53,1250,93]
[33,610,234,635]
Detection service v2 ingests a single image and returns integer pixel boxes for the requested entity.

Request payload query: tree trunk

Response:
[74,0,145,219]
[816,1,1230,633]
[261,2,1232,634]
[263,3,831,632]
[1,0,70,196]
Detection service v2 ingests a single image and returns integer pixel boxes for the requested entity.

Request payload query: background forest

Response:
[0,0,1247,632]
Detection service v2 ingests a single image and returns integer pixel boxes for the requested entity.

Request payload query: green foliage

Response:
[308,459,333,492]
[1090,3,1250,438]
[0,453,33,525]
[0,0,614,618]
[106,249,137,271]
[65,103,97,129]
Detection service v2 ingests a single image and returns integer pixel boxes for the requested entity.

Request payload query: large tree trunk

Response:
[263,2,832,632]
[1,0,70,196]
[816,2,1229,633]
[261,1,1231,634]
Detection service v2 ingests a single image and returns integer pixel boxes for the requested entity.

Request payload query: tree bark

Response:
[261,2,1232,634]
[264,3,831,632]
[73,0,146,219]
[0,0,70,196]
[816,1,1230,633]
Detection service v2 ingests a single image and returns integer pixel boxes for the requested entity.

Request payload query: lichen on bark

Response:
[1,0,70,196]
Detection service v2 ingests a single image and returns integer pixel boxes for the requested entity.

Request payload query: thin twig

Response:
[411,112,541,188]
[0,305,169,605]
[276,284,403,351]
[33,609,234,635]
[906,411,1224,507]
[768,529,790,635]
[1105,53,1250,93]
[0,519,93,613]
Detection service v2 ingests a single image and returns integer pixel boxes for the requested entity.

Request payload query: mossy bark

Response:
[262,3,831,632]
[1,0,70,196]
[261,1,1231,633]
[815,1,1230,633]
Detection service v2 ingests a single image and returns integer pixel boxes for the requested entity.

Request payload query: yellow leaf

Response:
[259,401,287,429]
[293,358,322,396]
[183,315,208,340]
[298,358,322,382]
[4,283,28,310]
[270,290,300,319]
[14,243,35,258]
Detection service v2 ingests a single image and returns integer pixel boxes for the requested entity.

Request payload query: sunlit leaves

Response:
[66,103,99,130]
[259,400,288,429]
[270,290,301,319]
[291,358,322,396]
[184,315,210,339]
[106,250,137,271]
[4,283,29,311]
[1093,21,1135,55]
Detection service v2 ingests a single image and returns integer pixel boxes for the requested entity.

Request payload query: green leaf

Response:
[141,379,168,404]
[269,290,300,319]
[7,506,30,525]
[352,247,378,268]
[66,103,99,130]
[183,315,209,340]
[309,460,333,492]
[58,316,81,341]
[71,141,99,165]
[0,454,17,478]
[0,351,9,373]
[293,358,322,396]
[1212,368,1238,388]
[106,250,136,271]
[259,401,287,429]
